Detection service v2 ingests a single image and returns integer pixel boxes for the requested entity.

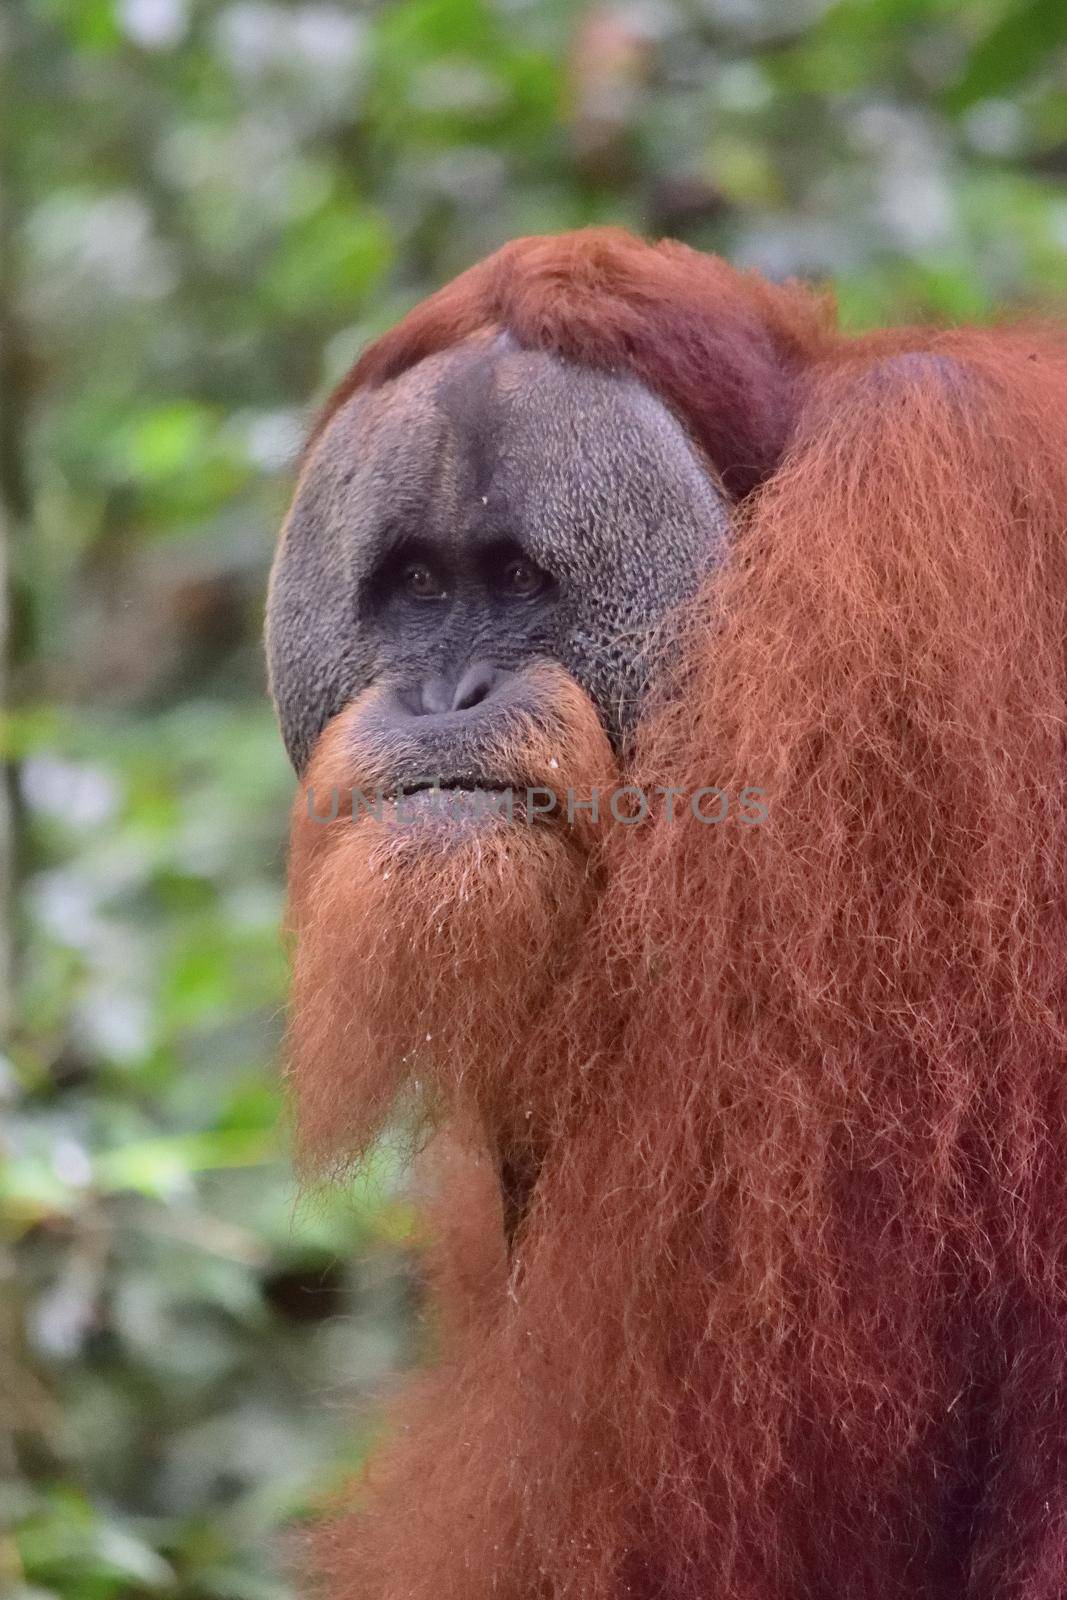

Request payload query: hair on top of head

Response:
[309,227,837,498]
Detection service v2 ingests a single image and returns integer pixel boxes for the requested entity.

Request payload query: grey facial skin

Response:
[266,334,732,777]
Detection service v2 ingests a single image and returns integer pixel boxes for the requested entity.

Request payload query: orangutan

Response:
[268,228,1067,1599]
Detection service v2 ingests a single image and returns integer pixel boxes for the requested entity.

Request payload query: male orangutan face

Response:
[267,332,729,777]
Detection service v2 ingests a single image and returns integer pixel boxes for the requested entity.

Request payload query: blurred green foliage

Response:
[1,0,1064,1593]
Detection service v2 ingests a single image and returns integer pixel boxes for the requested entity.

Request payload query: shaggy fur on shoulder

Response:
[287,229,1067,1599]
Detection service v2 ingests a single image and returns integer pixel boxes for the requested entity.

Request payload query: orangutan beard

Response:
[284,665,619,1178]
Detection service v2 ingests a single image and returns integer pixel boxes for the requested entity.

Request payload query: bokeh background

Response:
[1,0,1064,1594]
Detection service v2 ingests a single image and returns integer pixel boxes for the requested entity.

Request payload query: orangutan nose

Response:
[418,662,513,717]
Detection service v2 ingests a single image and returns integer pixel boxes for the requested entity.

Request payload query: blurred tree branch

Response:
[0,0,49,1510]
[0,0,32,1040]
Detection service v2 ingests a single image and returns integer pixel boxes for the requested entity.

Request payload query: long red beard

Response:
[285,665,619,1176]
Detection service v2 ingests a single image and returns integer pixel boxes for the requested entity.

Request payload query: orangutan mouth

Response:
[394,777,516,797]
[389,781,551,827]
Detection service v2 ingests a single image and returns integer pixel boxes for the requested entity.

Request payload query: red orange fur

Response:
[287,229,1067,1598]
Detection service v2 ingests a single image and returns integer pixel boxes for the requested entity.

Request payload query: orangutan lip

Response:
[388,778,516,798]
[383,778,561,826]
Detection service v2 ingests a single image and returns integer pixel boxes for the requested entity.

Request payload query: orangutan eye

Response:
[498,557,545,598]
[403,562,447,601]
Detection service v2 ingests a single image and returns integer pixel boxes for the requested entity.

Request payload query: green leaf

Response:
[949,0,1067,108]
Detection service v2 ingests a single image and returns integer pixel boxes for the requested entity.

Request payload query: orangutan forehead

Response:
[318,330,656,457]
[308,333,725,556]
